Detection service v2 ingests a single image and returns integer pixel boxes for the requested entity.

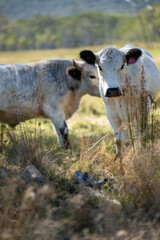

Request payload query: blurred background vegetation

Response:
[0,0,159,51]
[0,1,160,239]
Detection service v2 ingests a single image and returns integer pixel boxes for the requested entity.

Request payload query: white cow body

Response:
[0,59,99,147]
[80,45,160,156]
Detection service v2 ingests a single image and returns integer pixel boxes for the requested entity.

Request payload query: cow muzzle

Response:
[105,88,122,98]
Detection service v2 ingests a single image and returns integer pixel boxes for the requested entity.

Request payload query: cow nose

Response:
[105,88,121,97]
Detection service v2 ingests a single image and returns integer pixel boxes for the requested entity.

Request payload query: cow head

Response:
[80,47,142,98]
[66,59,100,97]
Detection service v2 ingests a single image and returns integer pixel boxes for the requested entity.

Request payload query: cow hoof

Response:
[64,141,72,150]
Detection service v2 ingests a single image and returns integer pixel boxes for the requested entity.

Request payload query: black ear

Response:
[67,67,81,81]
[80,50,96,65]
[126,48,142,65]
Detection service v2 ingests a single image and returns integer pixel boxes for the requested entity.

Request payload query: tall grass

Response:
[121,64,159,152]
[2,121,43,168]
[0,47,160,239]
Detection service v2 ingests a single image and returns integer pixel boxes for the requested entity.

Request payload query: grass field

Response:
[0,43,160,240]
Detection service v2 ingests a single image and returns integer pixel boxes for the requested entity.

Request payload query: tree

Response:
[124,0,160,45]
[0,9,9,36]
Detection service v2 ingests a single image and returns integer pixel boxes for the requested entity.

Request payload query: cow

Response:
[79,45,160,157]
[0,58,100,148]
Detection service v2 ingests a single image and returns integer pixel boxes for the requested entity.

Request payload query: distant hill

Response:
[0,0,159,20]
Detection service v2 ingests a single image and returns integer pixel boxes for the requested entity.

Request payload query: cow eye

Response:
[90,75,96,79]
[121,64,124,70]
[98,66,102,71]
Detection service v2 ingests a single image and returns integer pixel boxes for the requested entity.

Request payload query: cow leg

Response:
[42,105,70,148]
[114,131,122,159]
[108,119,122,157]
[52,120,70,149]
[105,105,123,158]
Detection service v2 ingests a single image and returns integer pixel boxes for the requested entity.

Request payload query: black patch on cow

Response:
[126,48,142,65]
[68,83,79,91]
[80,50,96,65]
[68,86,74,91]
[59,122,70,149]
[67,67,81,81]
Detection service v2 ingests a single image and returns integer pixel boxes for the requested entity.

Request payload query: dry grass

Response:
[0,44,160,239]
[1,135,160,239]
[122,140,160,209]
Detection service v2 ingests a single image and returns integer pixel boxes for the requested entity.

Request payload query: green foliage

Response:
[0,3,160,51]
[0,13,137,50]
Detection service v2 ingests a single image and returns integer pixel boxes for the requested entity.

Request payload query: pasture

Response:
[0,43,160,240]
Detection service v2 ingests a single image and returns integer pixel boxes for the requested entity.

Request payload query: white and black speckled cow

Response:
[0,58,100,148]
[80,45,160,156]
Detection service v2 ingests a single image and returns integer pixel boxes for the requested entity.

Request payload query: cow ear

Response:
[126,48,142,65]
[80,50,96,65]
[66,67,81,81]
